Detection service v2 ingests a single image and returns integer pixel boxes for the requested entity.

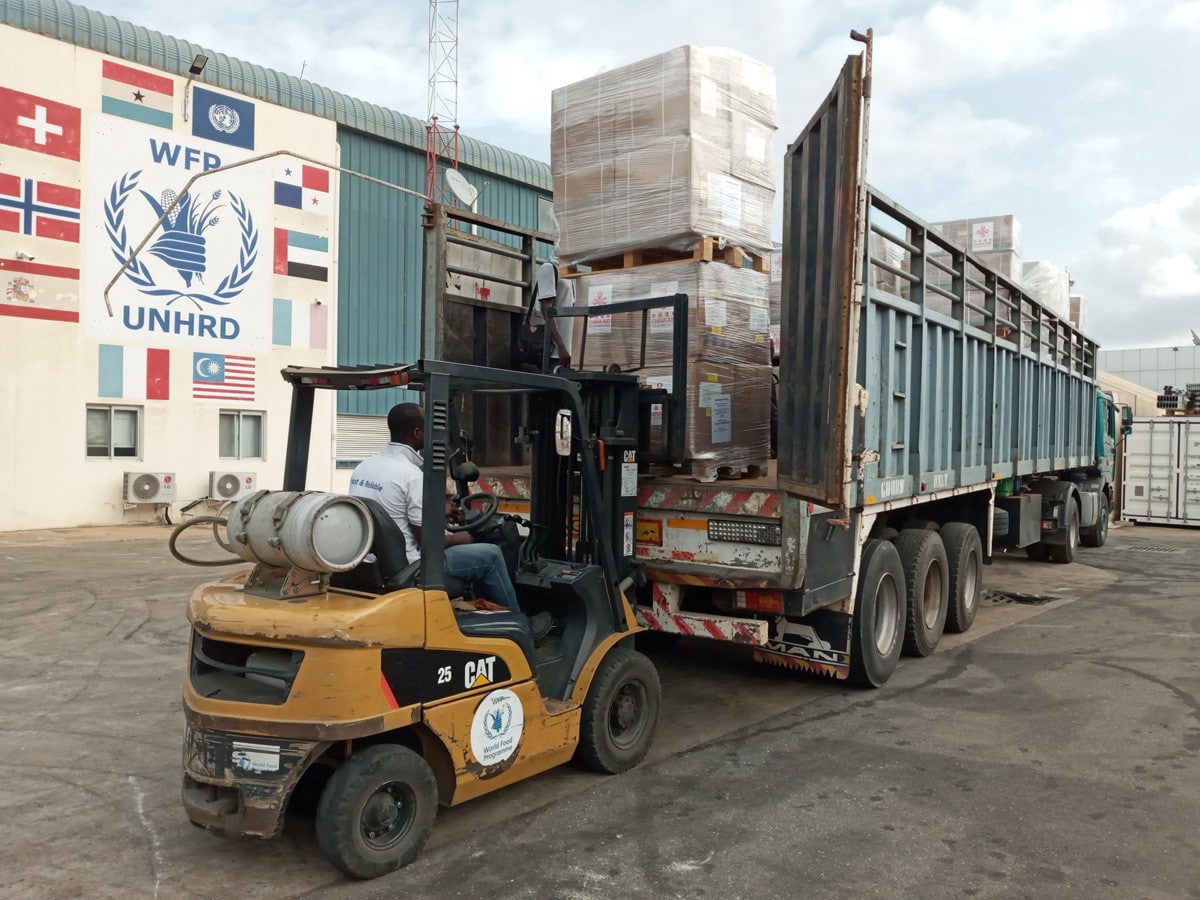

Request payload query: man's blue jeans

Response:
[444,542,520,611]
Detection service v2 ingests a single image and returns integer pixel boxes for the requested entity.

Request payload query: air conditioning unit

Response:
[210,470,257,501]
[123,472,177,504]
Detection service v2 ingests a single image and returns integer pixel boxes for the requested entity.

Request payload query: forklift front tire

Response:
[577,646,661,774]
[315,744,438,880]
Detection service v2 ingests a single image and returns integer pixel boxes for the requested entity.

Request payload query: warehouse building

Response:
[0,0,550,530]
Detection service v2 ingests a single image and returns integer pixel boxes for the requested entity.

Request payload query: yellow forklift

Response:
[172,359,661,879]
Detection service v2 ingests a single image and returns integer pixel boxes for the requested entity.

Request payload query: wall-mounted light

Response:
[182,53,210,122]
[15,250,35,261]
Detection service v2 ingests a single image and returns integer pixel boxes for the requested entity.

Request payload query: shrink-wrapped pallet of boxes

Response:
[1069,293,1088,333]
[551,45,778,263]
[926,214,1024,325]
[571,260,773,369]
[1021,261,1071,320]
[637,363,774,479]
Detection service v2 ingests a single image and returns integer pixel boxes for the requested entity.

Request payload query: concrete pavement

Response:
[1,522,1195,898]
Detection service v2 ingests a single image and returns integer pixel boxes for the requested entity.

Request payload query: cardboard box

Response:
[930,214,1023,256]
[554,140,775,261]
[571,261,773,369]
[638,362,773,468]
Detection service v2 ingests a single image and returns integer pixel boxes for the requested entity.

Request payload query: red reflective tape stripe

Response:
[702,619,726,640]
[379,673,399,710]
[762,495,780,517]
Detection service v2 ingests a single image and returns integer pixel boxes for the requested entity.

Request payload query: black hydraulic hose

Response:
[168,515,244,567]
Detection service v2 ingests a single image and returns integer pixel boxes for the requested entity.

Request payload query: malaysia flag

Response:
[0,174,81,242]
[193,353,255,401]
[0,87,81,161]
[274,162,330,215]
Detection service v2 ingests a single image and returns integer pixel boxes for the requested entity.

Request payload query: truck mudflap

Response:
[182,724,330,838]
[637,583,768,643]
[752,609,853,680]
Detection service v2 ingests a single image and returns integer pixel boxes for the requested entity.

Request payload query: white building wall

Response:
[0,26,340,531]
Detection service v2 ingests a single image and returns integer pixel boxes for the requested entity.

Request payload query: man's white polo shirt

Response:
[348,442,423,559]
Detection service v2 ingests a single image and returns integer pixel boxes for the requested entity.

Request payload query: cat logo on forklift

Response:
[465,655,497,688]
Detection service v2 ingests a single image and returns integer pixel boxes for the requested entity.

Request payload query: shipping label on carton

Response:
[649,280,678,333]
[706,173,743,228]
[710,394,733,443]
[587,284,613,335]
[704,298,727,329]
[698,379,723,409]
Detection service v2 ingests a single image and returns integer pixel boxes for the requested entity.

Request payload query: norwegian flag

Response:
[0,87,81,161]
[0,174,81,242]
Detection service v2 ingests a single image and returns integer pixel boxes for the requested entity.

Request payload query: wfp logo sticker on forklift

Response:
[471,688,524,767]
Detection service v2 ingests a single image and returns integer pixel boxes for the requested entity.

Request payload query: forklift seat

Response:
[455,611,537,664]
[331,498,465,596]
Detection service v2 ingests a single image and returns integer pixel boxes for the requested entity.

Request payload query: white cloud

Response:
[1168,1,1200,25]
[1074,186,1200,346]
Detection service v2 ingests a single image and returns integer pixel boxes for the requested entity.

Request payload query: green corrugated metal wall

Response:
[335,127,550,415]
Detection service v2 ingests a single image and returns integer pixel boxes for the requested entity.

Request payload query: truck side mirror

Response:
[1120,406,1133,436]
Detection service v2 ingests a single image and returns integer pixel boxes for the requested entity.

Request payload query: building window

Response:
[219,410,264,459]
[86,405,141,458]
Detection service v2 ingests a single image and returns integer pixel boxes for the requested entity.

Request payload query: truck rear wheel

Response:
[1050,503,1080,564]
[577,646,661,774]
[895,529,949,657]
[315,744,438,880]
[941,523,982,634]
[1081,495,1109,548]
[849,539,906,688]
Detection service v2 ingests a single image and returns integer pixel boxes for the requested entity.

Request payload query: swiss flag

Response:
[0,88,81,161]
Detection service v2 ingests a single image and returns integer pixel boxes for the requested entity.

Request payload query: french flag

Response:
[98,344,170,400]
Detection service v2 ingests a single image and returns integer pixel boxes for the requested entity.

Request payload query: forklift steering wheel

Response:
[446,492,500,533]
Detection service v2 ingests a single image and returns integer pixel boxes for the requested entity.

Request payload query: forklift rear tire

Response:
[315,744,438,880]
[577,646,661,774]
[849,539,906,688]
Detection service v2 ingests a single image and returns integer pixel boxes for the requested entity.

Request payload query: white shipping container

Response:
[1122,417,1200,526]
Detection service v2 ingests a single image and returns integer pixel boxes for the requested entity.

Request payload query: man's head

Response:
[387,403,424,449]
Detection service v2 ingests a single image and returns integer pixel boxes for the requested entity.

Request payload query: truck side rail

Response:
[853,187,1098,508]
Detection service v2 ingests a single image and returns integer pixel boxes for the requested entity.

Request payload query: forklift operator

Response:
[348,403,521,611]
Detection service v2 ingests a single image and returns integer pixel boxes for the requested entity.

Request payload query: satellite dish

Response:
[444,168,478,208]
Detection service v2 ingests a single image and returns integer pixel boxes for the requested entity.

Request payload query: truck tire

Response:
[576,646,661,774]
[1050,502,1080,564]
[991,507,1010,541]
[1081,495,1109,548]
[315,744,438,880]
[848,539,906,688]
[941,523,982,634]
[895,529,949,657]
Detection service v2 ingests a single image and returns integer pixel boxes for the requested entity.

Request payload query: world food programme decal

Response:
[470,688,524,767]
[105,170,257,318]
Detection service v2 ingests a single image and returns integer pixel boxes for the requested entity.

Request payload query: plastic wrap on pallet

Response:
[1069,293,1088,334]
[1021,260,1071,320]
[551,45,778,262]
[639,362,773,473]
[571,260,773,369]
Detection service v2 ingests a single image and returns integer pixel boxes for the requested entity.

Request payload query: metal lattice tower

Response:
[426,0,460,204]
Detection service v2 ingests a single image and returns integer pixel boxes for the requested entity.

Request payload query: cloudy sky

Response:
[72,0,1200,349]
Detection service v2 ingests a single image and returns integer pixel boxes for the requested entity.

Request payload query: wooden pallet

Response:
[1161,407,1199,417]
[648,459,771,484]
[562,236,770,277]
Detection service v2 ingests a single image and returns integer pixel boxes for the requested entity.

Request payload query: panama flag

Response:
[100,60,174,129]
[98,344,170,400]
[273,297,328,349]
[273,228,328,281]
[0,174,81,242]
[274,162,330,214]
[0,87,81,161]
